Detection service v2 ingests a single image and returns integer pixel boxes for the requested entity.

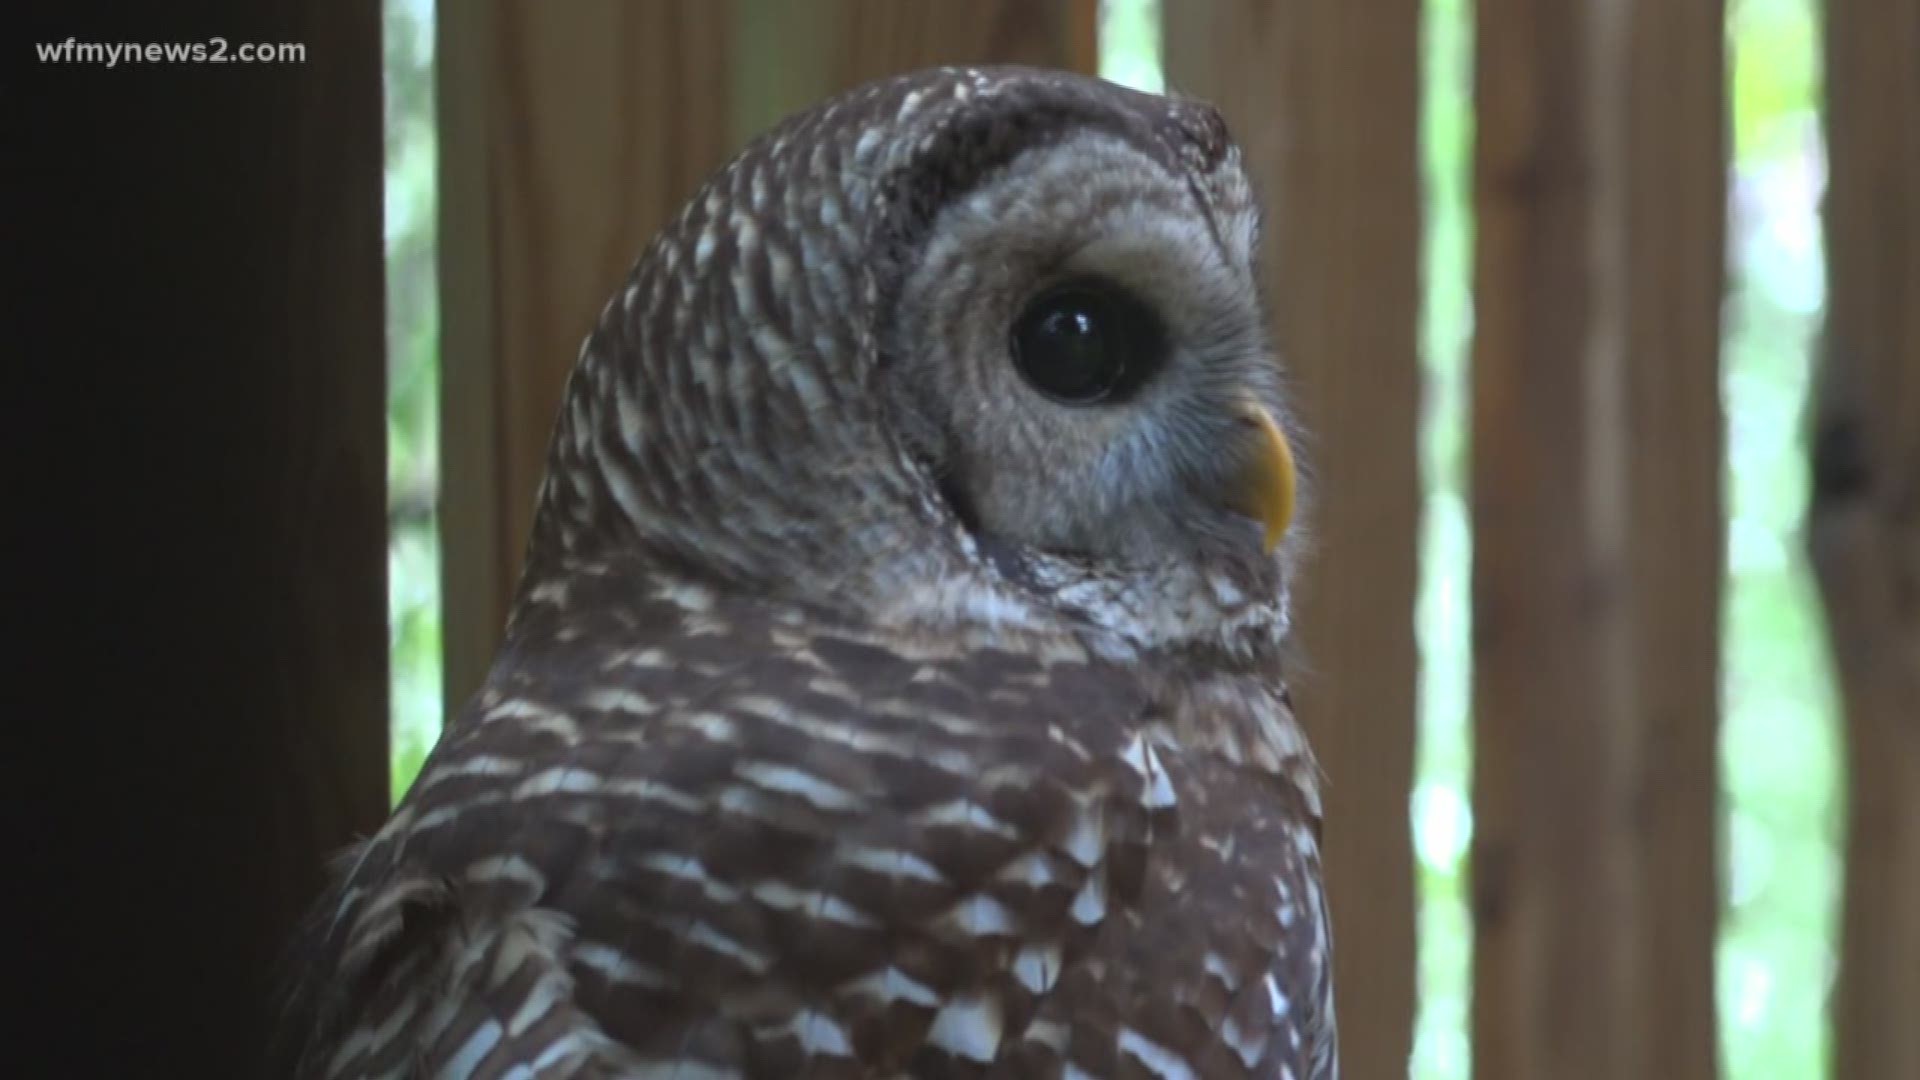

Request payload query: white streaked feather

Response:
[635,852,741,904]
[570,943,675,991]
[776,1010,854,1057]
[1204,951,1238,990]
[836,843,946,884]
[685,921,770,974]
[601,777,705,814]
[462,855,546,892]
[426,754,525,783]
[996,850,1059,890]
[1266,973,1290,1018]
[1023,1018,1069,1052]
[842,965,941,1009]
[750,880,876,928]
[527,1033,593,1072]
[1012,942,1061,995]
[940,893,1015,937]
[1059,804,1106,868]
[580,688,655,715]
[918,799,1019,840]
[506,970,569,1038]
[927,993,1003,1063]
[441,1020,503,1077]
[1222,1015,1264,1070]
[1070,872,1107,927]
[734,761,864,812]
[1119,1027,1200,1080]
[511,767,602,799]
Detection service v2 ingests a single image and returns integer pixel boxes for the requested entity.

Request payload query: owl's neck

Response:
[857,542,1313,797]
[1019,549,1291,664]
[1137,644,1320,810]
[1002,551,1316,804]
[510,545,1318,821]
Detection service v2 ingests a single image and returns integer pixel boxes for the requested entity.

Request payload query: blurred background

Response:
[380,1,1867,1078]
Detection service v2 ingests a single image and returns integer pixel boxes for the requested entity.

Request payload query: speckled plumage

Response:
[282,66,1335,1079]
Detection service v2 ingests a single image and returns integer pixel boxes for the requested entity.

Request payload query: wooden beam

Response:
[438,1,735,709]
[1623,2,1726,1077]
[1817,0,1920,1076]
[732,0,1097,143]
[1164,4,1424,1077]
[1470,2,1638,1078]
[1472,1,1728,1077]
[17,2,389,1072]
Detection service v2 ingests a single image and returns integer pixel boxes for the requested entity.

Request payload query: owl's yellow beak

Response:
[1226,398,1297,553]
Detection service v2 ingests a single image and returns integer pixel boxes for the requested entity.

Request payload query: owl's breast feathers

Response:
[282,561,1333,1079]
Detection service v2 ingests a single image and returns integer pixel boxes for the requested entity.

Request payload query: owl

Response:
[281,66,1333,1079]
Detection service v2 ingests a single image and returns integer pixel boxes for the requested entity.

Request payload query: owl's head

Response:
[534,66,1303,663]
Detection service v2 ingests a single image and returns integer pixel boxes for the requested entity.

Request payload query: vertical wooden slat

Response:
[1472,1,1727,1077]
[1164,5,1423,1077]
[1624,2,1727,1078]
[20,2,390,1072]
[1471,3,1638,1078]
[1817,0,1920,1076]
[733,0,1096,145]
[438,1,735,708]
[438,0,1096,714]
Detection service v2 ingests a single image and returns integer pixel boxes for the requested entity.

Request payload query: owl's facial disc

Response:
[886,125,1299,592]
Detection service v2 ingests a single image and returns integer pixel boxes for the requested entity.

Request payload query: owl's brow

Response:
[1177,165,1241,274]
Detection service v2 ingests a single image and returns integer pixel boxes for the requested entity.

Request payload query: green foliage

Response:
[1720,4,1837,1075]
[1413,2,1476,1073]
[383,0,440,806]
[1098,0,1163,93]
[1732,0,1824,161]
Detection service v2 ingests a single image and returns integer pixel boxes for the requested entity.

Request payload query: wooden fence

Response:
[425,1,1917,1077]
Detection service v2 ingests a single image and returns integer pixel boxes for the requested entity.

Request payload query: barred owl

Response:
[283,66,1334,1079]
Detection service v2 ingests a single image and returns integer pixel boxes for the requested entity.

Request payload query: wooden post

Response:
[1474,0,1735,1068]
[1623,1,1727,1077]
[18,2,390,1072]
[1817,0,1920,1076]
[1164,4,1424,1077]
[1472,1,1726,1077]
[732,0,1097,144]
[438,0,1096,714]
[1471,3,1638,1071]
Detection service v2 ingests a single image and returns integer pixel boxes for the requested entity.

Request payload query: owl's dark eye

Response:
[1009,279,1162,405]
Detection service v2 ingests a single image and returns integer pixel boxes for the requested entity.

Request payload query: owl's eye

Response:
[1010,279,1161,405]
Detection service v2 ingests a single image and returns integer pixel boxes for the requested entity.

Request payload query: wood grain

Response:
[1623,2,1727,1077]
[1472,1,1730,1077]
[1817,0,1920,1076]
[1165,4,1424,1077]
[1471,2,1639,1077]
[732,0,1096,143]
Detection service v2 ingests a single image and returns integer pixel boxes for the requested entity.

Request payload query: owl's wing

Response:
[1051,746,1338,1079]
[282,584,1330,1078]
